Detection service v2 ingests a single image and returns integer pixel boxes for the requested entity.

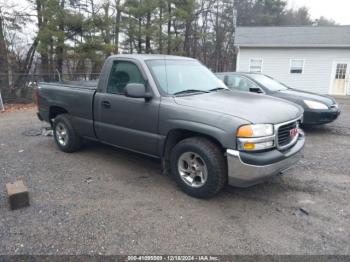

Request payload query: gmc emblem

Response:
[290,128,298,138]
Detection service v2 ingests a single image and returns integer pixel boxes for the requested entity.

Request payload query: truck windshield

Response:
[249,74,289,92]
[146,60,227,95]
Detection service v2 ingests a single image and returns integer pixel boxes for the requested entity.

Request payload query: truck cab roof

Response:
[108,54,196,62]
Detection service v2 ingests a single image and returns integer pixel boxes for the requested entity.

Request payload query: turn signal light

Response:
[238,141,274,151]
[242,143,256,150]
[237,125,254,137]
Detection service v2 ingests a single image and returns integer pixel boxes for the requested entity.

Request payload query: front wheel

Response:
[53,114,82,153]
[170,137,227,198]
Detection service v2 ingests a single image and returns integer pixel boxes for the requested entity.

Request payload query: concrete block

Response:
[6,180,30,210]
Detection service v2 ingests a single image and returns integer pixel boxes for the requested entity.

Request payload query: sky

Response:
[288,0,350,25]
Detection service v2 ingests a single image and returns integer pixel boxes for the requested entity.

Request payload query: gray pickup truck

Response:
[37,54,305,198]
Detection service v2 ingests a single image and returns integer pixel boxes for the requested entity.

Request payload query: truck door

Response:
[94,60,160,156]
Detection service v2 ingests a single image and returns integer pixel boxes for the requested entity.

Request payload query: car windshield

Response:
[146,60,227,95]
[249,74,289,91]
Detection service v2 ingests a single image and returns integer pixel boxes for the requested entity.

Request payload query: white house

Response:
[235,26,350,96]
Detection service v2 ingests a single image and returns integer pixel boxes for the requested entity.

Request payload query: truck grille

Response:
[277,121,298,148]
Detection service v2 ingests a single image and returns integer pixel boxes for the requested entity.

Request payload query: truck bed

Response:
[38,81,97,139]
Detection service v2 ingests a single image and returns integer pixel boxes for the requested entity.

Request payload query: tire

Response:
[53,114,82,153]
[170,137,227,198]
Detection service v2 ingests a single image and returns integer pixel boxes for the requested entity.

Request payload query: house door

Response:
[331,62,350,95]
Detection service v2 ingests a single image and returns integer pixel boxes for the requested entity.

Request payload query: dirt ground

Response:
[0,99,349,255]
[0,103,36,114]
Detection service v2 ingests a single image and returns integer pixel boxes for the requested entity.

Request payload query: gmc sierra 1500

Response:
[37,54,305,198]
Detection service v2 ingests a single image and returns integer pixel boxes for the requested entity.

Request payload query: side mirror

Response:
[125,83,152,101]
[249,87,263,94]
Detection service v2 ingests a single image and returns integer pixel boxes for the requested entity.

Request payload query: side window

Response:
[290,59,304,74]
[107,61,145,94]
[216,74,225,81]
[225,75,258,92]
[249,59,263,73]
[216,74,226,85]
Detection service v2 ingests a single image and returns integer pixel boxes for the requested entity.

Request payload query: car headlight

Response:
[304,100,328,110]
[237,124,275,151]
[237,124,274,138]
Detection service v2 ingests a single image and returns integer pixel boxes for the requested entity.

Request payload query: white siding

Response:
[237,48,350,94]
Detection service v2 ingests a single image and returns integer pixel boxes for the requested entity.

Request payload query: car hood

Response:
[174,90,303,124]
[273,89,336,107]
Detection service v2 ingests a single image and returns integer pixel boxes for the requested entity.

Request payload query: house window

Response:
[335,63,347,79]
[249,59,263,73]
[290,60,304,74]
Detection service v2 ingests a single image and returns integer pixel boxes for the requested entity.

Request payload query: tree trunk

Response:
[0,16,10,100]
[192,18,198,58]
[138,17,142,53]
[158,4,163,53]
[183,19,191,56]
[36,0,50,82]
[103,1,111,58]
[15,38,39,99]
[172,20,179,52]
[145,11,151,53]
[49,37,54,80]
[56,0,65,81]
[115,0,121,54]
[214,0,221,72]
[167,1,171,54]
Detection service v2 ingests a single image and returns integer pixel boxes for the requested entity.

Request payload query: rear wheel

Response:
[53,114,82,153]
[170,137,227,198]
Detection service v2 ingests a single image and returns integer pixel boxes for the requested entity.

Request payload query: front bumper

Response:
[303,109,340,125]
[226,132,305,188]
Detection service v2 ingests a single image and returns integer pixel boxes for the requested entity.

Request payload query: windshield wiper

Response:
[209,87,228,92]
[173,89,210,96]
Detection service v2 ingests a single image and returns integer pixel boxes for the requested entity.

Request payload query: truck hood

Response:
[174,90,303,124]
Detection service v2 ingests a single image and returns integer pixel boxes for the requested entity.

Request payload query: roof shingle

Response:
[235,26,350,47]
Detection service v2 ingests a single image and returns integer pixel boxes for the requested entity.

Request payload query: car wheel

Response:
[53,114,82,153]
[170,137,227,198]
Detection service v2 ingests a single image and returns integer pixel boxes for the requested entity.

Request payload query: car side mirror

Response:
[125,83,152,101]
[249,87,263,94]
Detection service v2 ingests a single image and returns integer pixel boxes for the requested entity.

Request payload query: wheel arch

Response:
[161,128,225,175]
[49,106,68,124]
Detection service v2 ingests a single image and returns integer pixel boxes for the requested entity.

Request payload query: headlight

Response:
[237,124,274,138]
[237,124,275,151]
[304,100,328,110]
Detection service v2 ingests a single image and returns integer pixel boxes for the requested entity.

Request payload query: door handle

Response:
[101,101,111,109]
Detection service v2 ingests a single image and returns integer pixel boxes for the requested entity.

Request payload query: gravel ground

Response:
[0,99,349,255]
